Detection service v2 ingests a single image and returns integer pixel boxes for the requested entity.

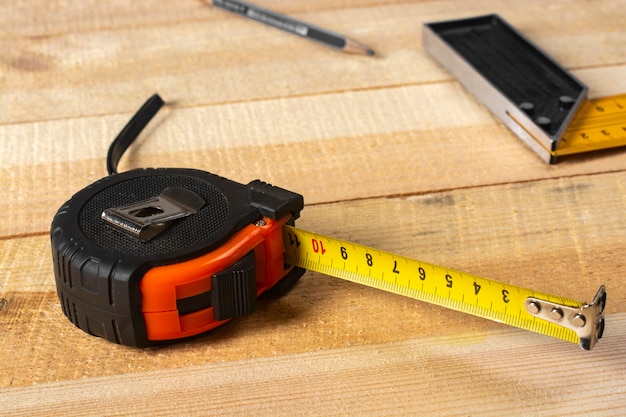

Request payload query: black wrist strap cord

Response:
[106,94,164,175]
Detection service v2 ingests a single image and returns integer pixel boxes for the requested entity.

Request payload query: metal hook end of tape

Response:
[525,285,606,350]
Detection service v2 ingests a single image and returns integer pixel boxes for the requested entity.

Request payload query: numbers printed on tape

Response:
[282,225,607,350]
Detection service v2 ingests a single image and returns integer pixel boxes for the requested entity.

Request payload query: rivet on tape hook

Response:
[525,285,606,350]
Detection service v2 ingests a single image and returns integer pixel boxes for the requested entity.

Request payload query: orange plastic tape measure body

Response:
[141,215,290,341]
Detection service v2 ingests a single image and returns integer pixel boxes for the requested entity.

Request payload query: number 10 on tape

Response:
[282,225,606,350]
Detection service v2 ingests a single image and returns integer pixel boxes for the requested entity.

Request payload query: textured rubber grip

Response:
[51,167,304,346]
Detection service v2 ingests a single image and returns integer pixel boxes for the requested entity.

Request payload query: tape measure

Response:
[51,95,306,347]
[51,94,607,350]
[282,226,606,350]
[556,93,626,157]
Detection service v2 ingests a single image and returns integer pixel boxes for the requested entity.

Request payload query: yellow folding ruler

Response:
[282,226,606,350]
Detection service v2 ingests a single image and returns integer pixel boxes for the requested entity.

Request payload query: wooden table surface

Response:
[1,1,626,415]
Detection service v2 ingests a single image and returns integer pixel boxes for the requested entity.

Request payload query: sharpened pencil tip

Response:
[343,38,375,56]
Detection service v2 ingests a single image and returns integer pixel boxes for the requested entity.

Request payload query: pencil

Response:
[209,0,375,56]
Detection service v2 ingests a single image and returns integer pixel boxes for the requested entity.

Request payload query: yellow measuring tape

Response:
[556,93,626,157]
[282,225,606,350]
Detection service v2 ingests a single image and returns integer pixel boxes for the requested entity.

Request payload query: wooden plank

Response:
[0,0,421,38]
[1,172,623,387]
[3,81,626,238]
[2,313,625,416]
[2,1,625,124]
[1,1,625,414]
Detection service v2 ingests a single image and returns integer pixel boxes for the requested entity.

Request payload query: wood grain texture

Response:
[1,0,625,415]
[3,313,626,416]
[1,174,624,388]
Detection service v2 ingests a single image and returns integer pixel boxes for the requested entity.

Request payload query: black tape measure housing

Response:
[51,167,304,346]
